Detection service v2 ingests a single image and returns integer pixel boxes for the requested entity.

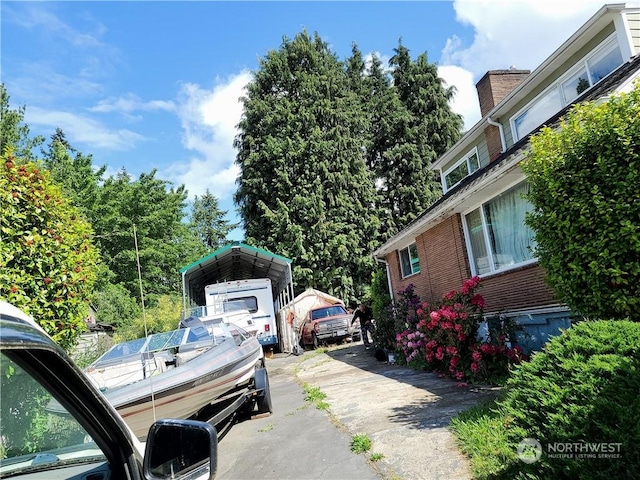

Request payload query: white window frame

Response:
[511,34,622,142]
[441,147,480,193]
[462,180,538,277]
[398,242,420,278]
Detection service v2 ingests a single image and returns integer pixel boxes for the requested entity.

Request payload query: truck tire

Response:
[255,367,273,414]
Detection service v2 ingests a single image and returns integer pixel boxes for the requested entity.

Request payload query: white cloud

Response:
[25,106,145,150]
[439,0,606,128]
[438,65,480,132]
[90,94,176,115]
[166,71,253,200]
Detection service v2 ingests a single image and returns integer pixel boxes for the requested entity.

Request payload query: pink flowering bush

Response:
[395,277,528,384]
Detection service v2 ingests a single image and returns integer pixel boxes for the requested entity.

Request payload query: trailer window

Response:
[224,296,258,313]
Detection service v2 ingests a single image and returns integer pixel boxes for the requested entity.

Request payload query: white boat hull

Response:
[84,317,263,438]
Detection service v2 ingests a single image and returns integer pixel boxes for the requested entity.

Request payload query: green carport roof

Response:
[180,241,293,307]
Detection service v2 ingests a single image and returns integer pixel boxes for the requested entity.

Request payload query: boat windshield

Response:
[94,326,212,366]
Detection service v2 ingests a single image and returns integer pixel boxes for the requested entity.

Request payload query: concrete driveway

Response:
[216,342,499,479]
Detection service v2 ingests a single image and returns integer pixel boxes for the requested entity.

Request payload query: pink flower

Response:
[462,276,481,294]
[470,362,480,372]
[430,311,440,321]
[472,351,482,362]
[446,346,458,356]
[471,294,485,308]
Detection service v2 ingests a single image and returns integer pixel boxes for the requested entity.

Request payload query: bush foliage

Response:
[455,320,640,479]
[522,82,640,320]
[0,153,99,349]
[394,278,527,383]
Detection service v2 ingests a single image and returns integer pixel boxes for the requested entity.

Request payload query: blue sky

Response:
[1,1,605,239]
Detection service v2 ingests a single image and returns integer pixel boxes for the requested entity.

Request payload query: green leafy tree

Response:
[190,189,238,250]
[522,82,640,320]
[90,280,142,330]
[114,294,183,342]
[91,169,206,303]
[234,31,379,302]
[0,84,44,160]
[0,153,100,349]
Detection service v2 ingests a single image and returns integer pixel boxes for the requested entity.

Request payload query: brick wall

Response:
[385,215,560,312]
[386,216,470,304]
[479,264,558,313]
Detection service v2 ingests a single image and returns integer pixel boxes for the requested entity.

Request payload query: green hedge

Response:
[493,320,640,479]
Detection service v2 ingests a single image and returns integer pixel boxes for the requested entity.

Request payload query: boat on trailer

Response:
[83,314,270,439]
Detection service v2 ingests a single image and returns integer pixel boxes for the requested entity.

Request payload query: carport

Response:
[179,241,298,352]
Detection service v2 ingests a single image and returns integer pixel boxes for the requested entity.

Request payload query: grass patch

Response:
[257,423,274,433]
[369,452,385,462]
[302,383,330,410]
[450,398,518,479]
[350,433,372,454]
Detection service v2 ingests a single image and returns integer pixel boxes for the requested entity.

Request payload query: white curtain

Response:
[484,182,535,269]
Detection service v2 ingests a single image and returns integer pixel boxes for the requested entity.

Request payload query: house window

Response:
[513,87,562,141]
[399,243,420,278]
[464,182,536,275]
[443,149,480,192]
[512,35,623,141]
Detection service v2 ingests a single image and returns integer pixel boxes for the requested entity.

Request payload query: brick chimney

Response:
[476,68,530,161]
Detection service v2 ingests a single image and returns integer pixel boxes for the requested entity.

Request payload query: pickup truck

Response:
[300,304,360,349]
[0,300,218,480]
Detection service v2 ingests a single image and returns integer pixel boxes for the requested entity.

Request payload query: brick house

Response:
[373,3,640,352]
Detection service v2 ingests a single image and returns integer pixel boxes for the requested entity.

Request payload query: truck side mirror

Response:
[144,419,218,480]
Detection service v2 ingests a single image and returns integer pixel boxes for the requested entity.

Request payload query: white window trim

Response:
[398,242,420,278]
[510,34,621,142]
[441,147,480,193]
[462,180,538,277]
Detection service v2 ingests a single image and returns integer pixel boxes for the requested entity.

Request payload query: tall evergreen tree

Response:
[190,189,238,250]
[234,31,379,302]
[41,128,106,218]
[382,41,463,232]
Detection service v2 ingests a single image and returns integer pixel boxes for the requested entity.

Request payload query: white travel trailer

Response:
[204,278,278,348]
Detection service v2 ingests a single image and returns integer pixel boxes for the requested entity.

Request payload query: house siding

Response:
[627,12,640,53]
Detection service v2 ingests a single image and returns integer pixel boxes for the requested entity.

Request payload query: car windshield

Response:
[0,353,107,476]
[311,305,348,320]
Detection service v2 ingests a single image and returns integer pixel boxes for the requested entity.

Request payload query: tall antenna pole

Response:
[133,223,156,422]
[133,223,148,338]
